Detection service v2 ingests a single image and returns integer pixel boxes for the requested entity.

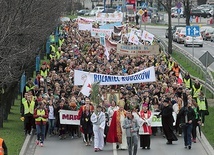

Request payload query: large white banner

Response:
[78,23,92,31]
[151,112,177,127]
[96,12,123,22]
[59,110,80,125]
[91,28,112,37]
[74,66,156,86]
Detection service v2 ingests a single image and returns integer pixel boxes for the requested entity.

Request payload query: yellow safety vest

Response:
[183,78,191,89]
[197,98,206,110]
[25,85,35,92]
[0,138,4,155]
[35,109,47,122]
[192,85,202,98]
[168,61,174,70]
[22,100,35,115]
[59,38,64,47]
[50,45,56,53]
[49,35,55,43]
[40,70,48,78]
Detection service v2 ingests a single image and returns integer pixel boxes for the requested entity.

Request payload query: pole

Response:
[192,36,194,58]
[178,14,180,25]
[122,0,125,22]
[205,52,208,96]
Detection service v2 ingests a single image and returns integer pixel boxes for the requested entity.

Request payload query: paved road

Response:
[31,132,208,155]
[146,26,214,70]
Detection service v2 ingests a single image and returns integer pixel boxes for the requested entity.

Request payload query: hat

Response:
[142,103,148,107]
[118,100,125,108]
[88,62,92,65]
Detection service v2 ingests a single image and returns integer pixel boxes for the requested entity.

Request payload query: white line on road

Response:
[113,143,117,155]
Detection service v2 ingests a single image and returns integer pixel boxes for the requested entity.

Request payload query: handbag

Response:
[204,110,209,116]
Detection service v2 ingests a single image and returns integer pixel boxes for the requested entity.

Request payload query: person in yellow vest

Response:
[23,78,35,95]
[21,94,36,135]
[58,36,65,47]
[192,80,202,100]
[49,33,55,44]
[168,58,174,70]
[183,72,192,90]
[0,138,7,155]
[34,102,48,147]
[196,92,208,126]
[40,62,49,79]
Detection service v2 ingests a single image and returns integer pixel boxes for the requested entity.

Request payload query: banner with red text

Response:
[59,110,80,125]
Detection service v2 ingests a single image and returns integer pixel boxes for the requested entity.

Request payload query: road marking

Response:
[113,143,117,155]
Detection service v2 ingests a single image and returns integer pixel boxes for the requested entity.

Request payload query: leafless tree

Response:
[158,0,173,54]
[0,0,67,127]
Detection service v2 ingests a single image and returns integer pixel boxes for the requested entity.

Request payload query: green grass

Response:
[0,96,25,155]
[201,106,214,148]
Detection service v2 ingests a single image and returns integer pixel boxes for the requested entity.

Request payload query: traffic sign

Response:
[177,8,181,14]
[186,26,200,36]
[199,51,214,67]
[176,2,182,9]
[138,9,144,16]
[141,2,148,8]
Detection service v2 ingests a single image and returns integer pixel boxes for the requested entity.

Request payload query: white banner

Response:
[96,12,123,22]
[74,66,156,86]
[91,28,112,37]
[59,110,80,125]
[78,23,92,31]
[151,112,177,127]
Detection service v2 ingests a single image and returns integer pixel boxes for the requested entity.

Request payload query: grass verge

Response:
[0,96,25,155]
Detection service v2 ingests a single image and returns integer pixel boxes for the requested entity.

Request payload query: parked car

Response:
[184,35,203,47]
[177,28,186,44]
[77,9,90,16]
[210,32,214,42]
[202,27,214,40]
[102,8,115,13]
[190,9,212,18]
[89,6,104,16]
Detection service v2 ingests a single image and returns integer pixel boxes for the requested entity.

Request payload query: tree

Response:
[183,0,191,26]
[0,0,67,128]
[158,0,172,54]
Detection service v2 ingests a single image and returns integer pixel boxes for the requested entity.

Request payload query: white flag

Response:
[128,32,139,45]
[104,46,109,60]
[141,30,154,43]
[80,75,92,97]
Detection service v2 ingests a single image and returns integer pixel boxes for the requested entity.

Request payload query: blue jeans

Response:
[182,123,192,146]
[48,119,55,134]
[36,124,46,143]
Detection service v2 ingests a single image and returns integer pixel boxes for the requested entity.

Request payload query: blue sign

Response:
[177,8,181,14]
[186,26,200,36]
[141,2,148,8]
[176,2,182,9]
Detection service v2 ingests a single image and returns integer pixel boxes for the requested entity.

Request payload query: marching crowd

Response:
[20,18,209,154]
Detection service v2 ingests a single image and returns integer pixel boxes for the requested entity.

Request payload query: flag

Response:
[80,75,92,97]
[128,31,139,45]
[104,46,109,60]
[141,30,154,43]
[177,73,183,85]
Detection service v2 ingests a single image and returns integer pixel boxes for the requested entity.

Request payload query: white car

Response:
[89,6,104,16]
[184,35,203,47]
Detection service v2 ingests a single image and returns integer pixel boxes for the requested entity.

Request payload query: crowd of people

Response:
[20,17,209,153]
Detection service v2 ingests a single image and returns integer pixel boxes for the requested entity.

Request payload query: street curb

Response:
[198,131,214,155]
[19,132,35,155]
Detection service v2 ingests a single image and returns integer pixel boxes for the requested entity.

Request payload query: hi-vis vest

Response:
[58,38,64,47]
[40,69,48,78]
[197,98,206,110]
[183,78,191,88]
[0,138,4,155]
[35,109,47,122]
[49,35,55,43]
[192,85,202,98]
[22,100,35,115]
[50,45,56,53]
[25,85,35,92]
[168,61,174,70]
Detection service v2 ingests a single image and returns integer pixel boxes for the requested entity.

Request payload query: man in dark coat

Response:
[160,98,178,144]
